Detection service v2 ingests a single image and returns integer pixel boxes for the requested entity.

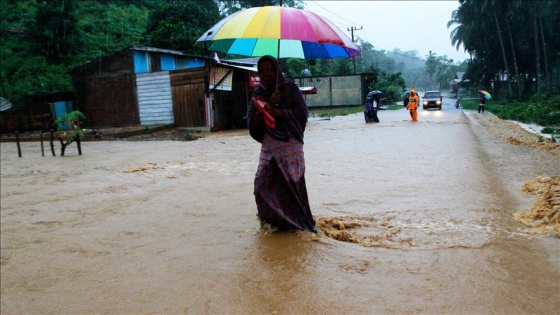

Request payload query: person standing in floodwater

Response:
[407,89,419,121]
[371,94,380,123]
[246,55,317,233]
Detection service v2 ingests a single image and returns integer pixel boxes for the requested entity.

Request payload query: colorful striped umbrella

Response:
[479,90,492,100]
[196,6,361,59]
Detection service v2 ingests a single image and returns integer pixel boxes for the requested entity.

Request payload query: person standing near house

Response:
[371,94,380,123]
[364,94,380,123]
[246,55,317,233]
[478,94,486,113]
[364,95,373,123]
[403,92,410,108]
[407,89,419,121]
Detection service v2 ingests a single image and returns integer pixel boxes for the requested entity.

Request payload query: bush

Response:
[463,95,559,131]
[541,126,560,135]
[54,110,87,143]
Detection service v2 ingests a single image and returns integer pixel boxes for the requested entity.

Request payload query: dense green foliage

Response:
[146,0,220,53]
[370,71,406,102]
[425,51,465,91]
[54,110,86,143]
[489,97,560,127]
[448,0,560,100]
[1,0,557,131]
[1,0,221,111]
[462,97,560,135]
[448,0,560,131]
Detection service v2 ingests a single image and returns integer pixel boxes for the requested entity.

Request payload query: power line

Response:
[352,28,426,62]
[307,0,356,27]
[306,1,426,62]
[347,26,362,73]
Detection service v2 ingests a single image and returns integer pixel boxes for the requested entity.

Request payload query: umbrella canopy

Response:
[196,6,361,59]
[479,90,492,100]
[0,97,12,112]
[367,90,382,97]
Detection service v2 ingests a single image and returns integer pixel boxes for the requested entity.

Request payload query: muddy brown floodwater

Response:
[1,100,559,314]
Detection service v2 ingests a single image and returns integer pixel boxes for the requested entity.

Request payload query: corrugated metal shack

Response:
[208,57,260,131]
[71,46,208,129]
[71,46,260,132]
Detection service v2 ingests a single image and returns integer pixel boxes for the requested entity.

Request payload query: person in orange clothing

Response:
[407,89,419,121]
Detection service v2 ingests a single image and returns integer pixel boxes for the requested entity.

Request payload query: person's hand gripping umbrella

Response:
[251,95,276,129]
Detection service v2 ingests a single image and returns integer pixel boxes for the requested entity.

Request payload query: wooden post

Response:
[76,134,82,155]
[40,133,45,157]
[50,129,56,156]
[59,138,66,156]
[15,131,22,158]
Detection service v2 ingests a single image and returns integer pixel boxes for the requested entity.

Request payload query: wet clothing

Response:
[371,100,379,122]
[246,55,316,233]
[407,92,419,121]
[248,80,307,144]
[478,98,486,113]
[253,133,316,232]
[364,97,379,123]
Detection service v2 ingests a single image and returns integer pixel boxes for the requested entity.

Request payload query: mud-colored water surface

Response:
[1,101,559,314]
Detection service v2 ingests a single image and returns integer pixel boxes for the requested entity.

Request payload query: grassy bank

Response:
[462,96,560,136]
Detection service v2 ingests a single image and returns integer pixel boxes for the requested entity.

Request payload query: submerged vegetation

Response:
[54,110,87,143]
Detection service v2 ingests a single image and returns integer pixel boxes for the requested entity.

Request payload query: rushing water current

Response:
[1,100,559,314]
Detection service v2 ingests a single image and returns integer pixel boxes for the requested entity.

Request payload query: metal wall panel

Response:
[136,72,174,125]
[297,75,363,108]
[161,54,175,71]
[133,51,149,73]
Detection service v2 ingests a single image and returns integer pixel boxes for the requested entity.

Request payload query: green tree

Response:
[1,0,154,109]
[24,0,83,65]
[482,0,513,98]
[75,1,150,62]
[425,52,457,90]
[218,0,304,16]
[146,0,220,54]
[1,0,37,108]
[449,0,560,99]
[369,70,405,102]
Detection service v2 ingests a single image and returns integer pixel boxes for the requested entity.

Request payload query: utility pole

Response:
[347,26,362,74]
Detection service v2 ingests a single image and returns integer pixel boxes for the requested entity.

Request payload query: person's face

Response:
[258,60,276,87]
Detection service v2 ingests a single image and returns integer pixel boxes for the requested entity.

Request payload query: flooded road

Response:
[1,99,559,314]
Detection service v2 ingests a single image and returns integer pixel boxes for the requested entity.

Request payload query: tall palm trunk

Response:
[538,10,550,89]
[493,11,512,99]
[504,18,521,99]
[533,12,542,92]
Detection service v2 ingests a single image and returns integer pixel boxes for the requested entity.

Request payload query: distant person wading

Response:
[407,89,419,121]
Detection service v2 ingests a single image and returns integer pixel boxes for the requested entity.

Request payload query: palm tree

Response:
[483,0,513,99]
[503,0,522,99]
[536,0,554,90]
[447,9,473,59]
[529,4,541,92]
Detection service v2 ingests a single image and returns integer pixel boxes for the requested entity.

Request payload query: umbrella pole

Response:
[276,40,280,91]
[276,0,282,90]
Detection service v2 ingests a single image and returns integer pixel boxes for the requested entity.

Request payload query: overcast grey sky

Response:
[303,0,469,62]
